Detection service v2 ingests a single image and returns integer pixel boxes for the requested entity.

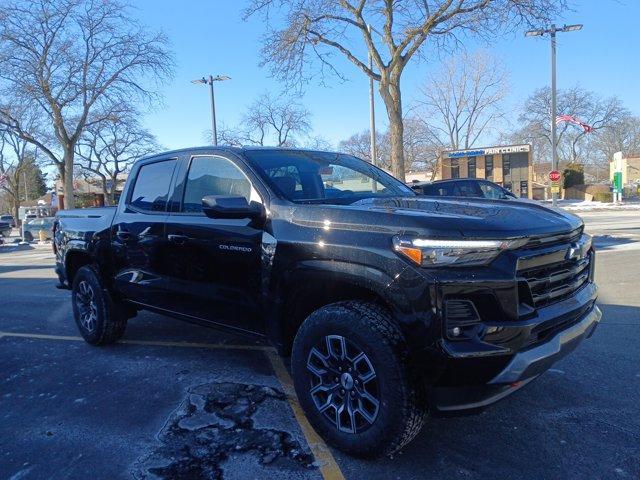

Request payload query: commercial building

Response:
[437,144,534,198]
[609,154,640,185]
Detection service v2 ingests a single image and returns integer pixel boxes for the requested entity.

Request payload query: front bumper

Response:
[429,302,601,413]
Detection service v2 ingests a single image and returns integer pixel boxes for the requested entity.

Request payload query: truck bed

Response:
[55,206,116,238]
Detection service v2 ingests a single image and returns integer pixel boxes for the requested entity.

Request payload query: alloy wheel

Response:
[306,335,380,434]
[75,280,98,333]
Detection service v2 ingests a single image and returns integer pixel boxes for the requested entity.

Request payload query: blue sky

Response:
[133,0,640,150]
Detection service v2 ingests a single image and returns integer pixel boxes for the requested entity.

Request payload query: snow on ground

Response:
[541,199,640,212]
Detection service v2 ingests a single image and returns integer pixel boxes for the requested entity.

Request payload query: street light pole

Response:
[525,23,582,207]
[192,74,230,146]
[550,24,558,207]
[209,75,217,146]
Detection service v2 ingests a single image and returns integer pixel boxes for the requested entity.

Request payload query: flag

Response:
[0,173,7,187]
[556,114,593,133]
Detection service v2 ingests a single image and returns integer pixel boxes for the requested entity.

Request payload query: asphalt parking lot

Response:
[1,212,639,480]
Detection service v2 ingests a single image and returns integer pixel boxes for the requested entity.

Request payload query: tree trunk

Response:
[379,75,405,181]
[11,187,19,228]
[99,175,109,206]
[63,147,75,209]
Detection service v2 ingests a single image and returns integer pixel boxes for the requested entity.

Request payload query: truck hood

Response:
[288,196,582,239]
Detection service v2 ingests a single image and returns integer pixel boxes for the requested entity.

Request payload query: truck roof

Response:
[139,145,345,163]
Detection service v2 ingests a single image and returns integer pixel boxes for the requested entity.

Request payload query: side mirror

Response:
[202,195,265,221]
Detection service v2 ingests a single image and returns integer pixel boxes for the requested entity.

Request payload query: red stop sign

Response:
[549,170,561,182]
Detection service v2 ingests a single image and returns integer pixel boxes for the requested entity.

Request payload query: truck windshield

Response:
[244,150,415,204]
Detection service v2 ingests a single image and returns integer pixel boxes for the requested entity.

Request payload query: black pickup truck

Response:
[54,147,600,457]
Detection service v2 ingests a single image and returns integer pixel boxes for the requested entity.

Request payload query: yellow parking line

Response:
[267,351,345,480]
[1,330,345,480]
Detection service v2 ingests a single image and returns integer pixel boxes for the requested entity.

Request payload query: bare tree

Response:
[415,50,508,151]
[0,0,172,209]
[0,128,38,222]
[517,86,629,164]
[75,111,159,205]
[338,129,390,169]
[245,0,566,181]
[304,135,334,150]
[402,117,442,179]
[590,115,640,163]
[213,93,312,147]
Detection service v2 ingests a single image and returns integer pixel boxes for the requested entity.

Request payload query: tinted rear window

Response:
[129,160,176,212]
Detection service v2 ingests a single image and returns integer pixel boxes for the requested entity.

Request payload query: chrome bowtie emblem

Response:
[566,243,582,261]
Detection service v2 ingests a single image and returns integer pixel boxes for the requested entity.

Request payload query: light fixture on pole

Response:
[525,24,582,207]
[191,74,231,146]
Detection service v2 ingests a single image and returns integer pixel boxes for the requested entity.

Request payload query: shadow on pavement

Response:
[0,264,55,274]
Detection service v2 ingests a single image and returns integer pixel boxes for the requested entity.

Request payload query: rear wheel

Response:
[72,265,127,345]
[291,301,428,458]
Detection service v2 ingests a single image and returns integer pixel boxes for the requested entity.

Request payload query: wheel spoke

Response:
[326,335,346,360]
[307,347,330,378]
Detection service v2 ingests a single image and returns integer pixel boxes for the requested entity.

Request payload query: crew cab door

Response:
[110,157,177,309]
[164,153,266,334]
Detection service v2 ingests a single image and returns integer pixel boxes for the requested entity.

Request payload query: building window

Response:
[450,159,460,179]
[468,157,476,178]
[485,155,494,179]
[503,154,511,177]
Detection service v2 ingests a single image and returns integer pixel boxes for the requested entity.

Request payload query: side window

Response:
[452,182,479,197]
[182,156,252,213]
[129,160,175,212]
[480,182,505,199]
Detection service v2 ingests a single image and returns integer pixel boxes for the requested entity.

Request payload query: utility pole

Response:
[192,75,231,146]
[526,23,583,207]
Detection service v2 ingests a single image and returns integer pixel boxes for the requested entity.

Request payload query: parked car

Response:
[0,220,11,238]
[0,214,16,228]
[54,147,600,458]
[23,217,55,241]
[411,178,518,200]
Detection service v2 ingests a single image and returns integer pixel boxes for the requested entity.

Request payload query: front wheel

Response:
[291,301,428,458]
[71,265,127,345]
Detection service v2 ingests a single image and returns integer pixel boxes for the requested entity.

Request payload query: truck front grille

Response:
[518,254,591,308]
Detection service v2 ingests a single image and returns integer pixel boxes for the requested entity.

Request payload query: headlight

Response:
[392,236,527,267]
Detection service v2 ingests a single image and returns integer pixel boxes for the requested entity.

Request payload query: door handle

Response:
[116,230,133,241]
[168,234,189,245]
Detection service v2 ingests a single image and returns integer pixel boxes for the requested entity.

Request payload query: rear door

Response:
[163,153,266,334]
[110,157,178,309]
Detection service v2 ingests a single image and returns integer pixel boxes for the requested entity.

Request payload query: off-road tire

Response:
[291,301,428,458]
[71,265,127,345]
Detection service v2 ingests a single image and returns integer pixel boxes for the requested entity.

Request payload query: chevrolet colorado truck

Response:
[54,147,600,457]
